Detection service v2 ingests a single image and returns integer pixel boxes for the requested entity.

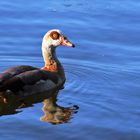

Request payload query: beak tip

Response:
[72,44,75,48]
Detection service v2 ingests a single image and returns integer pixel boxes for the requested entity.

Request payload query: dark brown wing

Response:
[0,65,38,92]
[0,69,59,93]
[16,69,59,85]
[0,65,37,84]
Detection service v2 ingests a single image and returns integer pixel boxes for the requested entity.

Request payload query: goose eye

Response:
[50,31,60,40]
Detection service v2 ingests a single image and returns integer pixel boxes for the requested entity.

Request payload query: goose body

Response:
[0,29,75,100]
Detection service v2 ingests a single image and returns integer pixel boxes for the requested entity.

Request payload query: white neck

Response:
[41,41,65,80]
[42,45,57,66]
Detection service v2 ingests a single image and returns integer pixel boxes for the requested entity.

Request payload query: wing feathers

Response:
[0,67,59,93]
[0,65,37,84]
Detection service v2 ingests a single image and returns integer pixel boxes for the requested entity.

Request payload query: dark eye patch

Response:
[64,36,67,40]
[50,31,60,40]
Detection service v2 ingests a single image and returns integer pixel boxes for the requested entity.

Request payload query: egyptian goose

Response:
[0,29,75,102]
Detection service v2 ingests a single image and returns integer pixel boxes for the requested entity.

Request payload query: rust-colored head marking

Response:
[50,31,60,40]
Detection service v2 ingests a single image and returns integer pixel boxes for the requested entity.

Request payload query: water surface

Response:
[0,0,140,140]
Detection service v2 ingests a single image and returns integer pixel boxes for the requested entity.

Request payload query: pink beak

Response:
[61,37,75,48]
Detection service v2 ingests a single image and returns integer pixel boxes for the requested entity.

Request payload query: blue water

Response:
[0,0,140,139]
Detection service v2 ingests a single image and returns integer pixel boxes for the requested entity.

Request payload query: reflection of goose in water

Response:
[0,29,75,102]
[41,91,79,124]
[0,90,79,124]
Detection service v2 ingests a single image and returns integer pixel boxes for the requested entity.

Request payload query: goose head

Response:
[42,29,75,49]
